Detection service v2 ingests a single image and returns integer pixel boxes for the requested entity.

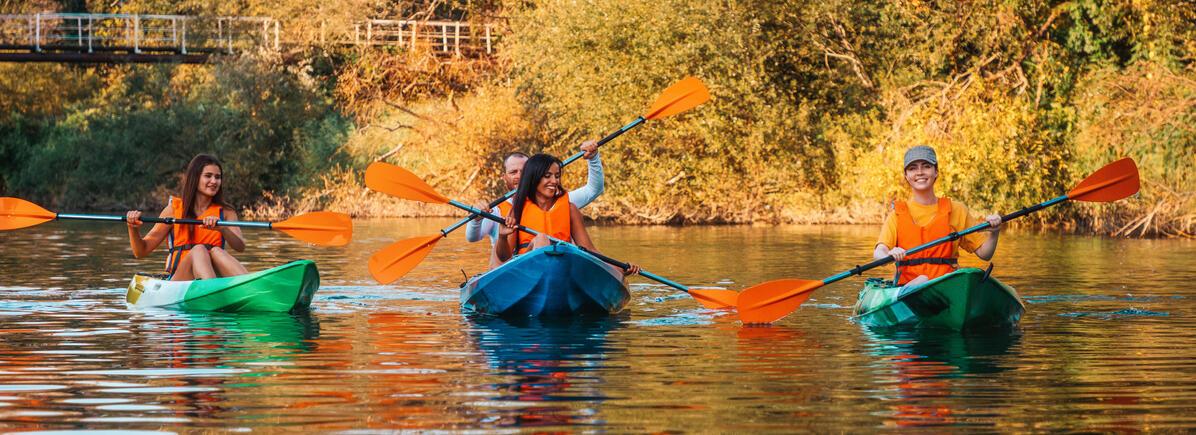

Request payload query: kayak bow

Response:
[852,268,1024,330]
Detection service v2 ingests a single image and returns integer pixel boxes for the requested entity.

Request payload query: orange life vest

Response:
[498,193,572,255]
[894,198,958,285]
[165,196,224,275]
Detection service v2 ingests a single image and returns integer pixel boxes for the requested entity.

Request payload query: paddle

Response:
[435,76,711,238]
[0,197,352,246]
[363,162,738,309]
[736,158,1141,324]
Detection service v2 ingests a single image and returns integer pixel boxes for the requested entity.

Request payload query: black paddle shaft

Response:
[57,213,273,229]
[446,199,689,291]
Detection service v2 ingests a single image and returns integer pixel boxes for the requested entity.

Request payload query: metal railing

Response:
[0,13,277,55]
[0,13,496,60]
[339,19,495,55]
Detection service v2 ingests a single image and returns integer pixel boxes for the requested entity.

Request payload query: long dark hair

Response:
[180,154,229,219]
[509,153,565,231]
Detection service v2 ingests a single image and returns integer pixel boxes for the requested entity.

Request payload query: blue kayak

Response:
[461,243,631,317]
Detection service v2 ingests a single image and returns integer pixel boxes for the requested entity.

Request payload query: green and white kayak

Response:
[126,260,319,313]
[852,268,1025,330]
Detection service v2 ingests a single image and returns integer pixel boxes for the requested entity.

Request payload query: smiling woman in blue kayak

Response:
[494,153,640,276]
[125,154,249,281]
[873,145,1004,287]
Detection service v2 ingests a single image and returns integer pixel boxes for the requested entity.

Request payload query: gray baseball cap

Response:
[903,145,938,168]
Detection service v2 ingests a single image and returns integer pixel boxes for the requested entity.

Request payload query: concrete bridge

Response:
[0,13,497,63]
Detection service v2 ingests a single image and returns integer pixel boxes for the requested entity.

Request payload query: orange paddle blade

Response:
[689,289,739,309]
[0,197,57,231]
[365,162,451,204]
[368,234,444,284]
[644,76,711,120]
[273,211,353,246]
[1067,158,1140,202]
[735,279,825,324]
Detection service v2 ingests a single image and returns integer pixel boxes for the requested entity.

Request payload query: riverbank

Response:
[1,2,1192,238]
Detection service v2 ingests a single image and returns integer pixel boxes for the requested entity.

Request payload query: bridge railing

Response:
[0,13,495,57]
[0,13,277,55]
[338,19,496,55]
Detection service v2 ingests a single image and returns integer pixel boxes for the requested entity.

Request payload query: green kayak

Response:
[126,260,319,313]
[852,268,1024,330]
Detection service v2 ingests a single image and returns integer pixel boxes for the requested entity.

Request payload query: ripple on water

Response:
[94,404,169,411]
[30,350,117,355]
[57,398,134,404]
[633,311,716,326]
[22,432,177,435]
[64,368,250,377]
[1024,294,1170,304]
[1059,308,1171,319]
[50,329,129,337]
[77,417,191,423]
[96,386,220,394]
[0,384,68,392]
[318,285,457,302]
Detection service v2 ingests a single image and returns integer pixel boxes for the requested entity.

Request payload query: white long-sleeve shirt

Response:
[464,153,605,245]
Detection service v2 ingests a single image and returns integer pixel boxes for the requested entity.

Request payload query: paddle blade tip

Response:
[735,279,822,324]
[1068,158,1141,202]
[365,162,451,204]
[0,197,57,231]
[644,76,711,120]
[276,211,353,246]
[689,289,738,309]
[363,162,394,191]
[367,235,443,284]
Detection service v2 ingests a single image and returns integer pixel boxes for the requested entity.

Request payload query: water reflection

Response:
[2,220,1195,430]
[127,311,322,426]
[467,315,624,428]
[735,324,822,377]
[862,327,1021,428]
[128,311,322,362]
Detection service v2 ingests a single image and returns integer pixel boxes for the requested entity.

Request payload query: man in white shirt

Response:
[464,140,604,268]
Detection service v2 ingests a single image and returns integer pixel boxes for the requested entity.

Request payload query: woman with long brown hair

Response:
[125,154,248,280]
[494,153,639,276]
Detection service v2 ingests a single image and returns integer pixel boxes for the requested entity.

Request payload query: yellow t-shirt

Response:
[876,198,989,258]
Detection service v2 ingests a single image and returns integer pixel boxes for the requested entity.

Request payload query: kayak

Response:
[461,243,630,317]
[852,268,1025,330]
[126,260,319,313]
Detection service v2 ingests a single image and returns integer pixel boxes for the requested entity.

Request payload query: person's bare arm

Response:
[126,205,172,258]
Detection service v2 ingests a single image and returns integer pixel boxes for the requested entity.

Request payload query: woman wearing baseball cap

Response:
[872,145,1004,288]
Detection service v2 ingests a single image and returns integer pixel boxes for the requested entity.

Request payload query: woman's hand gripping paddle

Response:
[735,158,1141,324]
[363,162,738,309]
[0,197,352,246]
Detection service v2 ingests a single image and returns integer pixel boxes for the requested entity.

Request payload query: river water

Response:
[1,218,1194,431]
